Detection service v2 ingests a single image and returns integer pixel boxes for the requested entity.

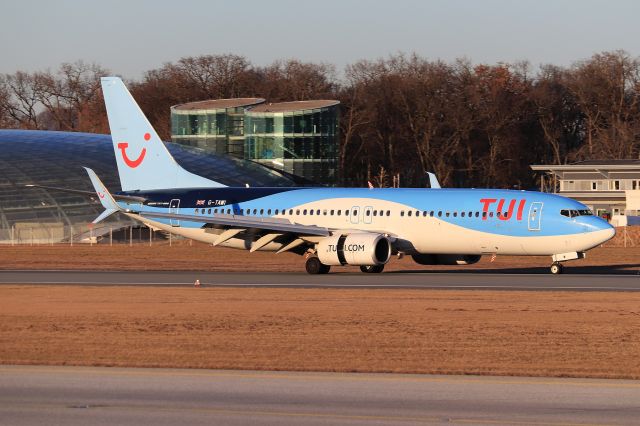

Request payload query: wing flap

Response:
[138,211,331,237]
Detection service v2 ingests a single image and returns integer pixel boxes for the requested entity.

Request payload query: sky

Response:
[2,0,640,80]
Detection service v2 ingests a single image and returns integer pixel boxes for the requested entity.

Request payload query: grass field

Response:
[1,241,639,378]
[1,285,639,378]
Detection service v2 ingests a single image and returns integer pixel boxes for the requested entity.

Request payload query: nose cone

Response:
[577,217,615,250]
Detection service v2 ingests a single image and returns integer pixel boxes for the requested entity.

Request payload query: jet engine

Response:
[317,233,391,266]
[411,254,482,265]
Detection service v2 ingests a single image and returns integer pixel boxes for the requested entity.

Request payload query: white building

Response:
[531,160,640,222]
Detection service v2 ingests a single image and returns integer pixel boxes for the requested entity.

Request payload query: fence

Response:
[0,222,188,246]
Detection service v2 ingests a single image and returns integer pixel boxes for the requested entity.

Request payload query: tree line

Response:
[1,51,639,188]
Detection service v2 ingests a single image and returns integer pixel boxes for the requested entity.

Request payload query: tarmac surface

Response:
[1,269,640,291]
[1,365,639,426]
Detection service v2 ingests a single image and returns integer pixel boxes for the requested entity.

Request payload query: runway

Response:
[1,269,640,291]
[1,365,639,426]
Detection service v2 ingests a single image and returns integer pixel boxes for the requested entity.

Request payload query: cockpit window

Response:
[561,209,593,218]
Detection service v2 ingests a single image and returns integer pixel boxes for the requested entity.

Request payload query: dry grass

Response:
[1,286,640,379]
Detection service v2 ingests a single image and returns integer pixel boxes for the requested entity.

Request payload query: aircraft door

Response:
[350,206,360,224]
[363,206,373,224]
[169,199,180,227]
[528,202,543,231]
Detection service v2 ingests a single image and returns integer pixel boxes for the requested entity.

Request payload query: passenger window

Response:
[310,209,314,215]
[330,210,334,215]
[316,209,320,215]
[408,211,412,217]
[429,211,434,217]
[489,212,494,217]
[461,212,465,217]
[303,209,307,215]
[438,211,442,217]
[401,211,405,217]
[446,212,450,217]
[337,210,341,216]
[259,209,263,215]
[453,212,457,217]
[373,210,377,216]
[267,209,272,215]
[476,212,480,217]
[386,210,391,216]
[296,209,300,215]
[208,208,212,214]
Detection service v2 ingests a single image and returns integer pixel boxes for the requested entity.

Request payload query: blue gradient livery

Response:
[84,77,615,275]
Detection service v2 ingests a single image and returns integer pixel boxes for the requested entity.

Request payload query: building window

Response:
[591,181,597,190]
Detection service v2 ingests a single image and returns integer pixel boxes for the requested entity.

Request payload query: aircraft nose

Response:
[592,219,615,243]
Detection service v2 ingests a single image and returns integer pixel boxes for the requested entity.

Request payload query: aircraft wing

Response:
[137,210,331,237]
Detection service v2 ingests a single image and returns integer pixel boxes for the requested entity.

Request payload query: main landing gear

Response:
[360,265,385,273]
[305,256,331,274]
[304,256,386,274]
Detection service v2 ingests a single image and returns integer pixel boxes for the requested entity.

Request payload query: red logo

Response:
[97,192,105,199]
[117,133,151,168]
[480,198,526,221]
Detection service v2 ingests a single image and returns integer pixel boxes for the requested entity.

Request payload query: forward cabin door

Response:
[350,206,360,224]
[363,206,373,224]
[169,199,181,227]
[528,202,543,231]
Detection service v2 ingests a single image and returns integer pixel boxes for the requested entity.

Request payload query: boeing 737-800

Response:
[32,77,616,274]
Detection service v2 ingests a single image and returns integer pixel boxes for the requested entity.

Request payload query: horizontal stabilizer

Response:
[92,208,118,224]
[25,183,146,204]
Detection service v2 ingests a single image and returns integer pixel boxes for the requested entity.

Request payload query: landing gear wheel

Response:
[305,256,330,274]
[360,265,385,273]
[550,262,564,275]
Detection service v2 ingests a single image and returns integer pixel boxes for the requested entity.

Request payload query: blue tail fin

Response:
[100,77,225,191]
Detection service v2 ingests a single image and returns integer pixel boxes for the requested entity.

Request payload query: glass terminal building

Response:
[171,99,340,185]
[170,98,265,158]
[244,100,340,184]
[0,129,294,244]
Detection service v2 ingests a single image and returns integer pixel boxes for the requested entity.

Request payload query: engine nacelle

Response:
[411,254,482,265]
[317,233,391,266]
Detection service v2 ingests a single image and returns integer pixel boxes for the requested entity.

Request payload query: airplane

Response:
[31,77,616,275]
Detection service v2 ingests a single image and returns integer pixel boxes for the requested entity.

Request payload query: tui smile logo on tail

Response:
[117,132,150,168]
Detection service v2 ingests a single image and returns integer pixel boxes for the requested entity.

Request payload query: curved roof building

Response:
[0,129,294,243]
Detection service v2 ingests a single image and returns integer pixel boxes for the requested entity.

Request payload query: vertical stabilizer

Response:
[101,77,225,191]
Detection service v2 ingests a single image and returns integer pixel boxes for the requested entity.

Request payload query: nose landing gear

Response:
[549,251,585,274]
[550,262,564,275]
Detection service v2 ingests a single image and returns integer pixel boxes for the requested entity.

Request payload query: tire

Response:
[360,264,384,273]
[550,263,563,275]
[306,256,330,274]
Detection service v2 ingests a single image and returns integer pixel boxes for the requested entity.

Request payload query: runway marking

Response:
[3,366,640,389]
[3,281,640,291]
[0,400,615,426]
